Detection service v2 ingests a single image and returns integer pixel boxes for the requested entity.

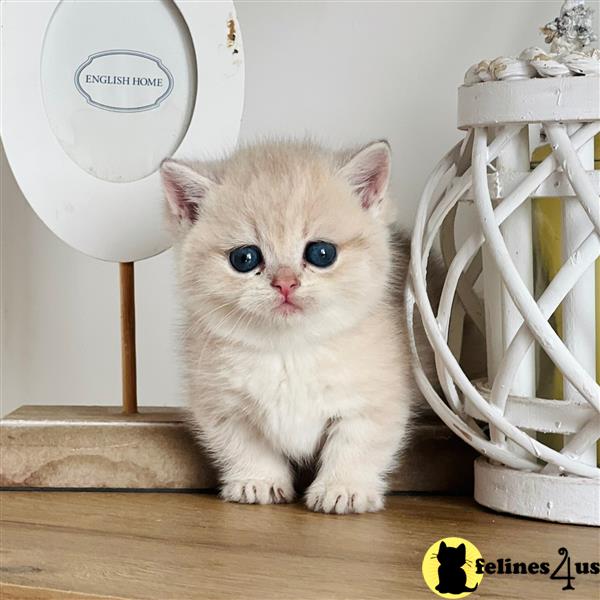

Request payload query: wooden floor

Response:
[1,492,598,599]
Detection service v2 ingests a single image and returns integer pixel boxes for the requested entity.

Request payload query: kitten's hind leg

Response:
[199,412,295,505]
[305,409,408,514]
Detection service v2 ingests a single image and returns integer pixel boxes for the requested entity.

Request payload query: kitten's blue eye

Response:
[304,241,337,268]
[229,245,262,273]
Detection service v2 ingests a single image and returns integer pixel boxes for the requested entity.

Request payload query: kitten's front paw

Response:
[305,481,384,514]
[221,479,295,505]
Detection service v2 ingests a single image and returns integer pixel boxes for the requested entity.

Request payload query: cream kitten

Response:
[161,140,437,514]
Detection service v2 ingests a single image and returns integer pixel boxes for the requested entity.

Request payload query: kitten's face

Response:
[162,142,392,348]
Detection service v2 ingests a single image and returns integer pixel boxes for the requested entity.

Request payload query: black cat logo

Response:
[422,536,483,597]
[435,541,478,595]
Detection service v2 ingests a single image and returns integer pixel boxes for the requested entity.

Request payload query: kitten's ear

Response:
[160,159,216,228]
[458,544,466,557]
[338,141,391,211]
[440,541,447,551]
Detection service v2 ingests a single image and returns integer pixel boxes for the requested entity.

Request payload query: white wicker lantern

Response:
[408,0,600,525]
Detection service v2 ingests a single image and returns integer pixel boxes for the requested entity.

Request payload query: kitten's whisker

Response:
[188,301,237,336]
[224,307,250,341]
[196,306,240,365]
[208,306,239,338]
[228,310,254,344]
[196,301,237,321]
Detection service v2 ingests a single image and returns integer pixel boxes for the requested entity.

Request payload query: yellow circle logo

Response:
[422,537,484,598]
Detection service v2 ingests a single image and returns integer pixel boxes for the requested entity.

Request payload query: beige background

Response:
[1,1,584,415]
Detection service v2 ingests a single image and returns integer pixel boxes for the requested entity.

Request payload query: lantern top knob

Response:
[542,0,597,53]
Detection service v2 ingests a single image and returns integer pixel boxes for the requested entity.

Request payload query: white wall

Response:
[1,1,570,415]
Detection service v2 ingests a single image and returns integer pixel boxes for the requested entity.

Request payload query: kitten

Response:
[161,139,438,514]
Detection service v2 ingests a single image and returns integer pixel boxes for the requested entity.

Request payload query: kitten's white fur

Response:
[161,140,436,514]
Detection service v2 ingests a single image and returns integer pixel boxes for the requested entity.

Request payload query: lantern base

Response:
[474,457,600,526]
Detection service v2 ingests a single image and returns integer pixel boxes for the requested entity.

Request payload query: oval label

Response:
[74,49,174,113]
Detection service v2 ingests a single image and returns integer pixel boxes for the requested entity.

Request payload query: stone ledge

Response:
[0,406,475,492]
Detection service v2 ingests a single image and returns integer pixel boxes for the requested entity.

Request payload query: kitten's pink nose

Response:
[271,268,300,300]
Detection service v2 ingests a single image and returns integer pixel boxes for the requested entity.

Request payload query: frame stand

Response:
[120,262,138,414]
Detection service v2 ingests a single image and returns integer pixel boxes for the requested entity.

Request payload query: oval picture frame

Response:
[1,0,245,262]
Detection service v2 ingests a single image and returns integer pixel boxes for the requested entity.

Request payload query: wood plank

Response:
[0,583,127,600]
[2,405,184,423]
[0,406,475,492]
[1,492,598,600]
[0,406,216,489]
